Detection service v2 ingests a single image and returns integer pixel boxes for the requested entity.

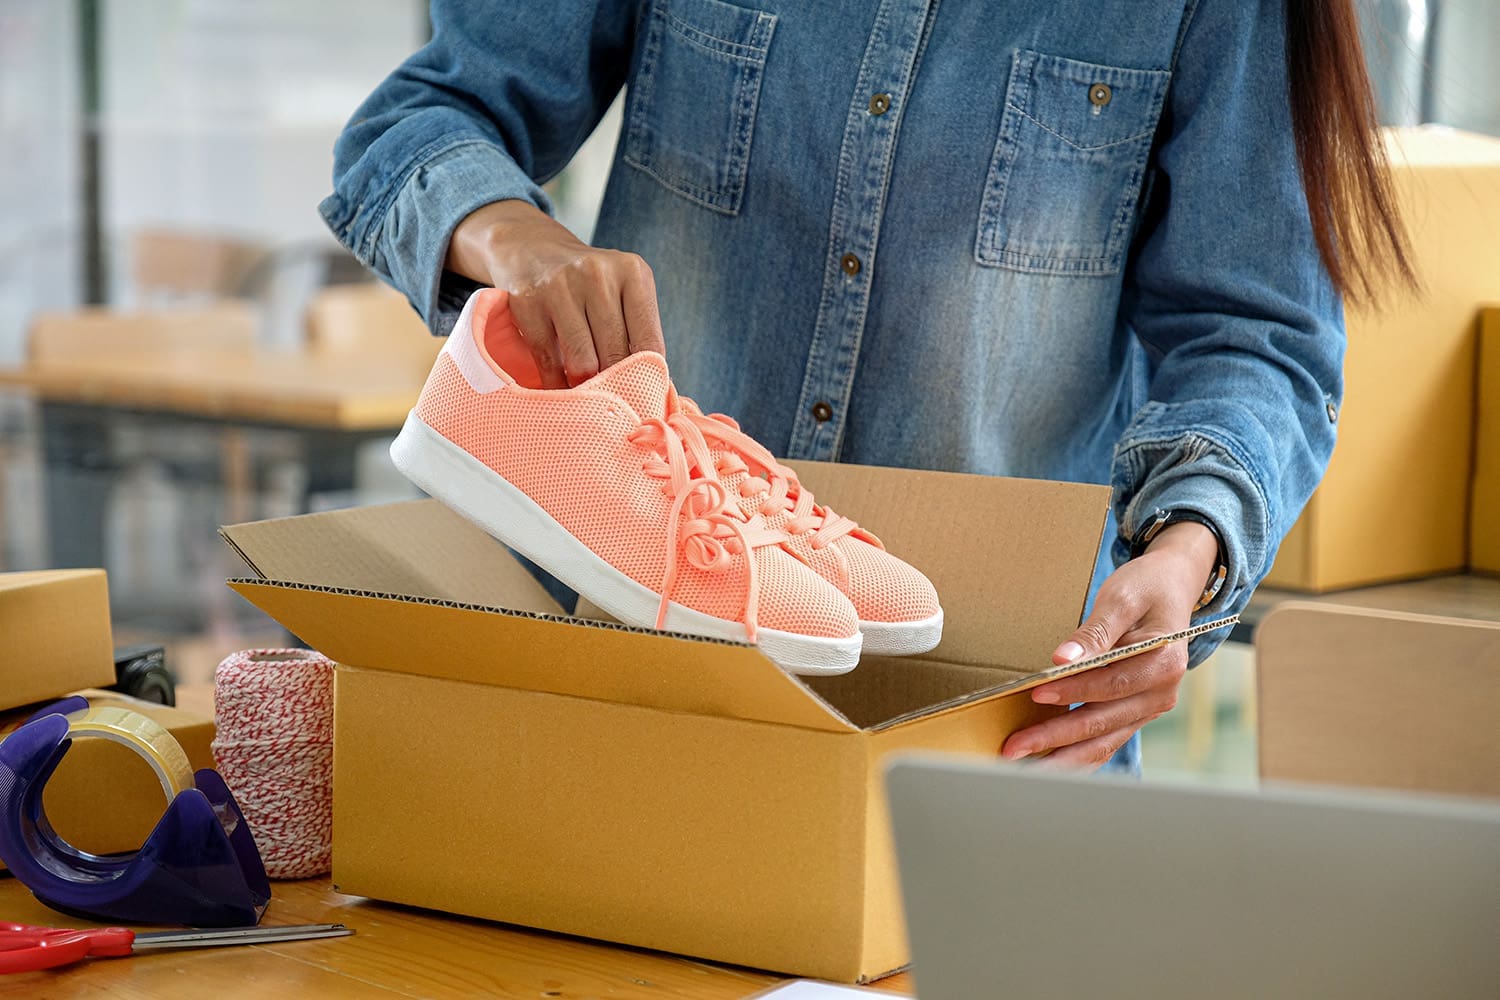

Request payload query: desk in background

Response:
[0,293,438,627]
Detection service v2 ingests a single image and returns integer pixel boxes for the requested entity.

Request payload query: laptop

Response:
[885,755,1500,1000]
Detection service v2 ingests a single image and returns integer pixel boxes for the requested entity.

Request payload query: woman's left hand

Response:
[999,521,1220,770]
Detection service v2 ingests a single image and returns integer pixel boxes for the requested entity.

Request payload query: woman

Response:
[320,0,1410,771]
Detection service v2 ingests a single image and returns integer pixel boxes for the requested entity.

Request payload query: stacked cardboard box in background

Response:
[1257,603,1500,800]
[0,569,116,711]
[1265,127,1500,591]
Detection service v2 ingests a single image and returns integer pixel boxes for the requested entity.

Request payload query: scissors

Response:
[0,920,353,974]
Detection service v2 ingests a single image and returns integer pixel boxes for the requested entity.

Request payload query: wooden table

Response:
[0,350,426,432]
[0,872,914,998]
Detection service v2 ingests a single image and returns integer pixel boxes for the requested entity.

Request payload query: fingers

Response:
[587,286,631,373]
[507,295,569,389]
[1020,556,1199,768]
[1052,581,1147,666]
[621,255,666,356]
[1004,676,1179,761]
[1034,641,1188,707]
[1030,727,1144,771]
[550,292,601,387]
[466,206,663,379]
[503,250,661,387]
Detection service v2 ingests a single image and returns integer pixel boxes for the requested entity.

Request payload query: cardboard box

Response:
[223,462,1112,982]
[305,284,441,376]
[0,569,116,713]
[1472,307,1500,576]
[1265,127,1500,591]
[1256,603,1500,800]
[0,690,216,868]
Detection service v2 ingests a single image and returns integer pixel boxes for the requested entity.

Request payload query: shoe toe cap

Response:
[840,540,942,624]
[752,550,860,639]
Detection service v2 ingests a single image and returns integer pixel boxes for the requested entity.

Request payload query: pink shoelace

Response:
[628,412,784,641]
[685,410,868,554]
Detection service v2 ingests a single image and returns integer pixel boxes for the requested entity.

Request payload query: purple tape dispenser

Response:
[0,696,270,927]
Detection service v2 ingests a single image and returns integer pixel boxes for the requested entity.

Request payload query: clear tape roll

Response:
[63,706,194,801]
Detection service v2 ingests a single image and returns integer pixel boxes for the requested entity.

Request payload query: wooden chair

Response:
[1256,602,1500,800]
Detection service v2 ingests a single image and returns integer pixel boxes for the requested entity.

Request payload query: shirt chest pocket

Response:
[623,0,777,216]
[976,49,1171,275]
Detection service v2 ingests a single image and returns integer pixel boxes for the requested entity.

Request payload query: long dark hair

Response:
[1285,0,1417,304]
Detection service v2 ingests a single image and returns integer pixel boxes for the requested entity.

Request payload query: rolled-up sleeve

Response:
[319,0,638,334]
[1113,0,1345,635]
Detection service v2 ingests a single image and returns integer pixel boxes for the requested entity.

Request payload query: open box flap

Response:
[225,579,858,734]
[786,461,1111,670]
[802,616,1237,732]
[220,499,563,614]
[869,614,1239,730]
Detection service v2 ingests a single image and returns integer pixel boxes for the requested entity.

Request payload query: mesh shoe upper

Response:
[411,290,859,641]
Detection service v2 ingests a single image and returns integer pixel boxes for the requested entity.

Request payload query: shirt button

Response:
[811,401,833,423]
[840,252,862,275]
[1089,83,1112,107]
[1326,402,1339,423]
[868,92,891,115]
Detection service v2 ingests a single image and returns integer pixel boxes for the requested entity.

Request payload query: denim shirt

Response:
[320,0,1345,670]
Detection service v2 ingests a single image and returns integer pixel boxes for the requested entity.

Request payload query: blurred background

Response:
[0,0,1497,777]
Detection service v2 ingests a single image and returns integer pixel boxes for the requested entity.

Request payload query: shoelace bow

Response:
[628,412,784,641]
[685,411,867,553]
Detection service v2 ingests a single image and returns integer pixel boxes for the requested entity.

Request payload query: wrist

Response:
[446,199,558,285]
[1144,521,1220,585]
[1131,510,1227,613]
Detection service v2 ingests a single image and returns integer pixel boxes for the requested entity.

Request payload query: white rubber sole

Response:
[858,610,944,656]
[390,413,863,676]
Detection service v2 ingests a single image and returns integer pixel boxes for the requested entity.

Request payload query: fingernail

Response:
[1033,688,1059,704]
[1001,743,1027,760]
[1057,641,1085,663]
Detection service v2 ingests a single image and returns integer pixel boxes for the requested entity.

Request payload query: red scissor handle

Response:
[0,922,136,974]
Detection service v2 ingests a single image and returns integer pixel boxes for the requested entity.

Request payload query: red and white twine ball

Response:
[211,648,334,879]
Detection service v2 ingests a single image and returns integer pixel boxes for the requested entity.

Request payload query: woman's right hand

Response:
[446,199,666,388]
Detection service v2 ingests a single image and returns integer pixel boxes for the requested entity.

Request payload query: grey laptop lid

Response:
[886,755,1500,1000]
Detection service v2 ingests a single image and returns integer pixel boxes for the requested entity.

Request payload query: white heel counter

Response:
[445,290,504,394]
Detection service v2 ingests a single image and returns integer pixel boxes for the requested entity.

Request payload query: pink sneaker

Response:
[678,402,943,656]
[390,289,863,675]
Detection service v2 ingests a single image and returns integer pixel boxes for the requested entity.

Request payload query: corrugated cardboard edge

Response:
[867,615,1239,732]
[219,532,264,581]
[226,576,745,646]
[225,590,1231,738]
[229,579,863,734]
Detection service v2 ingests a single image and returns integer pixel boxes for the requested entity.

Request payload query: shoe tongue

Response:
[589,351,673,419]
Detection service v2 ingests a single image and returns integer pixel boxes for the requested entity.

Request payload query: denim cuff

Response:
[1110,400,1271,660]
[319,138,552,336]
